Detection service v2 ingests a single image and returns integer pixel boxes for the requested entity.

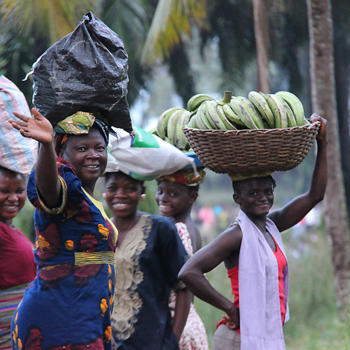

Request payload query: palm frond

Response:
[141,0,208,64]
[101,0,148,56]
[0,0,100,44]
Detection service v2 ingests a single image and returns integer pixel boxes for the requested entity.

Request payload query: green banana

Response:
[175,110,191,150]
[167,109,184,145]
[248,91,275,128]
[186,115,197,128]
[222,103,246,127]
[234,96,265,129]
[203,101,219,129]
[275,91,305,126]
[216,104,236,130]
[206,101,227,130]
[230,98,258,129]
[147,127,158,135]
[156,107,182,139]
[263,94,288,129]
[195,101,214,130]
[187,94,215,112]
[279,97,297,127]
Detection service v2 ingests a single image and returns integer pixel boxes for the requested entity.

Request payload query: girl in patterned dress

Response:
[156,168,209,350]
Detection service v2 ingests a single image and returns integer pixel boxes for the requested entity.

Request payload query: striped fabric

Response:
[75,251,116,266]
[0,284,29,350]
[0,76,38,175]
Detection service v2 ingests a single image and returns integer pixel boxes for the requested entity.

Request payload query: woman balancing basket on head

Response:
[163,91,328,350]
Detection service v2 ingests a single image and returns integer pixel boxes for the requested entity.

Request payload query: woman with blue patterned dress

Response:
[9,109,118,350]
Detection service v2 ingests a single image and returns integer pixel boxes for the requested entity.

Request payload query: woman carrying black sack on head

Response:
[9,109,118,350]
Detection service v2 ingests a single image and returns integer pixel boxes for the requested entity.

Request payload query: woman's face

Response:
[104,172,145,218]
[0,169,26,224]
[233,177,274,217]
[59,128,107,187]
[156,181,195,218]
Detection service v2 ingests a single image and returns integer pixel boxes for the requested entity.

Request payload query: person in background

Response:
[104,170,190,350]
[9,109,117,350]
[0,166,36,350]
[156,167,209,350]
[197,203,216,245]
[178,114,327,350]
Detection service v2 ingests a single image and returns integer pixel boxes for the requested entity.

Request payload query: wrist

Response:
[317,138,328,146]
[226,302,237,315]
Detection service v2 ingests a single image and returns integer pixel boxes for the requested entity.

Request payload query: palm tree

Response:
[332,0,350,221]
[141,0,208,64]
[252,0,270,93]
[307,0,350,316]
[0,0,149,104]
[0,0,99,43]
[0,0,101,103]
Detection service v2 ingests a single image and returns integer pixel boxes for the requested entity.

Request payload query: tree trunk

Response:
[334,44,350,221]
[253,0,270,93]
[307,0,350,317]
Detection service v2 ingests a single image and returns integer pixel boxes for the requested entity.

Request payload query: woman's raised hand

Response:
[9,108,54,144]
[310,113,327,142]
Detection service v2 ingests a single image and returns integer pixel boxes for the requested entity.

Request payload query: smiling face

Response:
[104,172,145,219]
[59,128,107,189]
[155,181,197,219]
[0,168,27,225]
[233,177,274,218]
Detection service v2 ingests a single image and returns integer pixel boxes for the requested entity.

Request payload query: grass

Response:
[194,225,350,349]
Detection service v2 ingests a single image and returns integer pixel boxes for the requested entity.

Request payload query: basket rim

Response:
[183,120,320,134]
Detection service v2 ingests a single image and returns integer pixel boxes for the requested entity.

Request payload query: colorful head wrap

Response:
[54,111,110,155]
[54,112,95,135]
[157,167,206,187]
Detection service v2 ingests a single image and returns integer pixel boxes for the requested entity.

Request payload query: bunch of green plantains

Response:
[154,90,309,151]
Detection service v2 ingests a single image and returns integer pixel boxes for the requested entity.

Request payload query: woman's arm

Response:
[172,287,192,341]
[178,226,242,329]
[9,108,62,208]
[268,114,328,232]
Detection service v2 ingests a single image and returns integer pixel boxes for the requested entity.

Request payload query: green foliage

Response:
[0,0,99,44]
[141,0,208,64]
[12,200,35,243]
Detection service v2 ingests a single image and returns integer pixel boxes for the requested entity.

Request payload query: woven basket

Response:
[183,121,320,175]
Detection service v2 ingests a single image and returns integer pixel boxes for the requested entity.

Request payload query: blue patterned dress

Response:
[11,159,117,350]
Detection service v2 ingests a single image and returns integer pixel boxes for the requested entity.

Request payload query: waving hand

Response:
[9,108,54,144]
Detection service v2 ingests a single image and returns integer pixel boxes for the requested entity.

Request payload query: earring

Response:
[140,194,146,201]
[102,193,106,199]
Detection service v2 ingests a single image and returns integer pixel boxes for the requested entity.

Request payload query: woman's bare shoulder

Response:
[210,223,242,251]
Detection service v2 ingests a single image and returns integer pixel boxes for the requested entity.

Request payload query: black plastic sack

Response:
[31,11,132,132]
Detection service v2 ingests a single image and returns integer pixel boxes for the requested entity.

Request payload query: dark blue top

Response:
[111,213,188,350]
